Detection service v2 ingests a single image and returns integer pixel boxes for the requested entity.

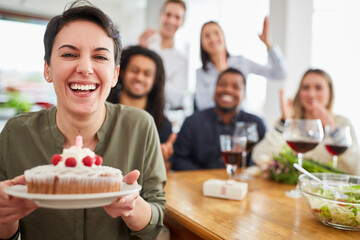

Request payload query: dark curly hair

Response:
[107,45,166,131]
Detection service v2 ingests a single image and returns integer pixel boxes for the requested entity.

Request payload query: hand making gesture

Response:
[280,89,293,121]
[258,16,273,49]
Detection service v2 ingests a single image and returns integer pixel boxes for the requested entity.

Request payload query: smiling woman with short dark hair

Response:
[0,2,166,239]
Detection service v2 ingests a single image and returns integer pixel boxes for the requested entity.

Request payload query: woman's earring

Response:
[45,76,49,80]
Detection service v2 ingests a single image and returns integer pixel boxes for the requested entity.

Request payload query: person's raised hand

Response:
[103,170,140,218]
[280,89,293,121]
[0,175,38,225]
[138,29,158,48]
[161,133,177,171]
[161,133,177,161]
[310,100,335,127]
[258,16,272,49]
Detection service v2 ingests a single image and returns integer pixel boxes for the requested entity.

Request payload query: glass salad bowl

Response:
[298,173,360,231]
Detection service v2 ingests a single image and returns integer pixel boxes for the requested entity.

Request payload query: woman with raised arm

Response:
[252,69,360,175]
[196,18,287,111]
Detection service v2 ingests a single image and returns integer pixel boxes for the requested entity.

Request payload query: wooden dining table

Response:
[164,169,359,240]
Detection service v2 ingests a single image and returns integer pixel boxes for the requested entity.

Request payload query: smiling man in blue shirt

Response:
[172,68,266,170]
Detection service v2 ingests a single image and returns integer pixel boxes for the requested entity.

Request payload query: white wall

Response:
[267,0,314,126]
[0,0,147,46]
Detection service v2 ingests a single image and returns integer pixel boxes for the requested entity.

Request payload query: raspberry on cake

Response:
[25,135,123,194]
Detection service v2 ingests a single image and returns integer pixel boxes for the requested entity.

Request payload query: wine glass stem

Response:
[297,152,303,167]
[226,164,237,179]
[241,151,247,174]
[332,155,338,168]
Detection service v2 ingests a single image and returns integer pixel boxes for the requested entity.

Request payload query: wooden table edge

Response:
[165,204,222,240]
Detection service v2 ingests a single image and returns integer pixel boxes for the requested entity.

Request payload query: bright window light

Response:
[312,0,360,139]
[0,19,56,104]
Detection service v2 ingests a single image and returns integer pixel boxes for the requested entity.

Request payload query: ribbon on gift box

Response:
[203,178,248,200]
[221,180,236,195]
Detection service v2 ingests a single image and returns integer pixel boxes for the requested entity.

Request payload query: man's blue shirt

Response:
[172,108,266,171]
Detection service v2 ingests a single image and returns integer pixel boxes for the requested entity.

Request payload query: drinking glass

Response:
[165,104,184,133]
[219,135,246,179]
[233,122,258,181]
[283,119,324,198]
[324,125,352,168]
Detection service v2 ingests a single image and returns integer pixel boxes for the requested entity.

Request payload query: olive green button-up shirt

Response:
[0,102,167,240]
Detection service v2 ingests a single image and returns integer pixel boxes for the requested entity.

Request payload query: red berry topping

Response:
[94,155,103,166]
[51,154,62,166]
[65,157,77,167]
[82,156,93,167]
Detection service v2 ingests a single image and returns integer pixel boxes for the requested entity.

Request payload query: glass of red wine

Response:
[220,134,246,180]
[233,122,259,181]
[324,125,352,168]
[283,119,324,198]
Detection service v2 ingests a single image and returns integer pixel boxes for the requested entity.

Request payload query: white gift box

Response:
[203,179,248,200]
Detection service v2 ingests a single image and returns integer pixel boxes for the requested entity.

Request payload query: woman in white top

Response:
[252,69,360,175]
[195,18,287,111]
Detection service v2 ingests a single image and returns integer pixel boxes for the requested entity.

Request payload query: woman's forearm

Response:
[0,221,18,239]
[122,196,152,231]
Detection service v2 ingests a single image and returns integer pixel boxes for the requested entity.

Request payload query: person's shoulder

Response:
[196,66,212,79]
[159,118,173,142]
[334,114,353,126]
[171,47,186,57]
[107,102,153,123]
[226,54,247,65]
[4,108,54,133]
[6,108,52,126]
[186,108,216,122]
[179,109,215,133]
[229,55,245,61]
[105,103,157,140]
[173,49,187,66]
[163,47,187,63]
[238,110,265,124]
[107,102,152,118]
[196,61,216,75]
[334,114,349,121]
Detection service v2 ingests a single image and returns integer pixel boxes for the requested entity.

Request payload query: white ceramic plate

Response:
[5,182,142,209]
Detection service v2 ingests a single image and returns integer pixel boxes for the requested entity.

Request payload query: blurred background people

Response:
[139,0,188,111]
[195,18,287,111]
[172,68,266,170]
[252,68,360,175]
[107,45,176,171]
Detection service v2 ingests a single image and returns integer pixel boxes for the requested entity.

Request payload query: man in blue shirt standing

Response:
[171,68,266,170]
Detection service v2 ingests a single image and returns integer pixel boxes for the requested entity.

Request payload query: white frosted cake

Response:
[25,136,123,194]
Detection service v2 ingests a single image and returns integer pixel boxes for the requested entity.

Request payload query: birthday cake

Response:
[24,136,123,194]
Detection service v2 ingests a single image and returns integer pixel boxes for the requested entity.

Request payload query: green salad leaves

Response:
[306,185,360,229]
[265,145,344,184]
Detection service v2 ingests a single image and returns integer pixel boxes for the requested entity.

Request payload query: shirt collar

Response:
[214,108,242,125]
[94,102,114,155]
[48,103,112,155]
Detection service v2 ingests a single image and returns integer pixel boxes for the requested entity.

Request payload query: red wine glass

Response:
[220,135,246,179]
[233,122,258,181]
[283,119,324,198]
[324,125,352,168]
